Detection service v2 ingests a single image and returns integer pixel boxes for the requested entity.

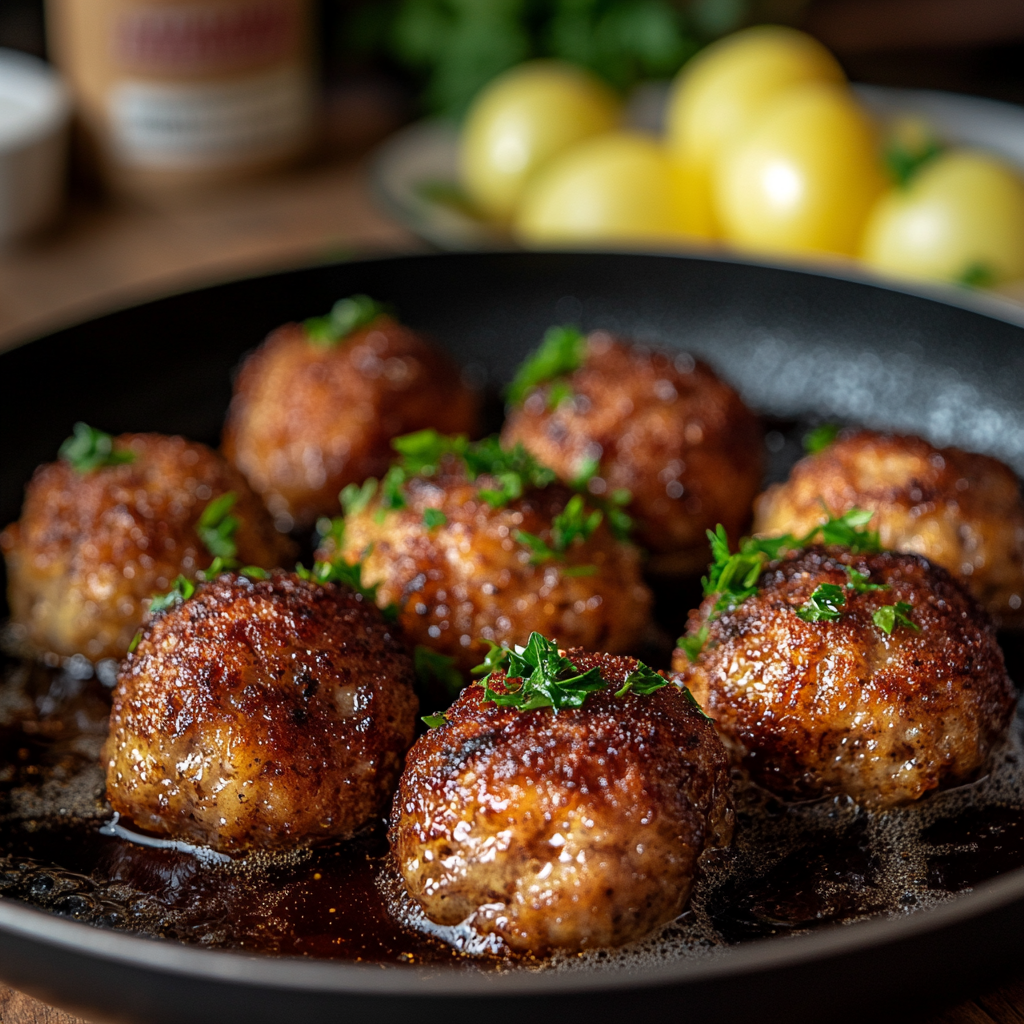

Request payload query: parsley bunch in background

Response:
[341,0,801,117]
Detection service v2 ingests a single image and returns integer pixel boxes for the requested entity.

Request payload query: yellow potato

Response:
[514,132,689,245]
[861,150,1024,287]
[665,26,844,235]
[716,82,886,257]
[460,61,620,222]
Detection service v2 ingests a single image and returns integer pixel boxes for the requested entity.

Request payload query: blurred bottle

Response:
[46,0,315,201]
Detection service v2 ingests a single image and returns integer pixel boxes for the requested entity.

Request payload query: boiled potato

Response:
[460,60,620,222]
[666,26,845,236]
[861,150,1024,287]
[515,132,688,244]
[716,82,886,257]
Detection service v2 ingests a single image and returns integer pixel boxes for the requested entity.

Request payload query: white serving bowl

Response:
[0,48,70,245]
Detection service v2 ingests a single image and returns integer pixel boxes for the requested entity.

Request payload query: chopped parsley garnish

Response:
[884,135,942,188]
[422,507,447,529]
[304,295,389,346]
[414,645,463,701]
[59,423,135,473]
[515,493,603,565]
[873,602,919,635]
[127,630,141,654]
[844,565,888,593]
[297,554,399,622]
[340,479,378,517]
[803,423,840,455]
[478,632,606,712]
[239,566,269,580]
[796,583,847,622]
[613,663,669,697]
[472,640,509,677]
[421,712,449,728]
[197,492,240,561]
[506,325,587,407]
[149,575,195,614]
[677,624,709,664]
[680,508,888,660]
[958,262,997,289]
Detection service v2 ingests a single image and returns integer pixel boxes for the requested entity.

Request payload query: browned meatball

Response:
[754,430,1024,627]
[672,547,1017,808]
[0,431,293,662]
[104,572,418,855]
[320,446,653,675]
[501,331,763,574]
[222,307,480,530]
[390,648,733,954]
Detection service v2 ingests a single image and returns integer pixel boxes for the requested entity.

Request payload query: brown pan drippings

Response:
[2,648,1022,970]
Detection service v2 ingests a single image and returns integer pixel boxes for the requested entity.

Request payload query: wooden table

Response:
[0,146,1023,1024]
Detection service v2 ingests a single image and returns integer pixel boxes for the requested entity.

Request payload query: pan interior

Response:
[1,252,1023,973]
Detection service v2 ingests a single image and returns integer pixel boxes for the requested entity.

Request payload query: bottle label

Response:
[108,66,312,167]
[114,1,300,75]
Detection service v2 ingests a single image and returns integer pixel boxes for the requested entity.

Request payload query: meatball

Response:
[672,546,1017,808]
[501,330,763,574]
[754,430,1024,627]
[390,647,733,954]
[222,305,480,530]
[1,431,293,662]
[104,572,418,855]
[320,443,653,675]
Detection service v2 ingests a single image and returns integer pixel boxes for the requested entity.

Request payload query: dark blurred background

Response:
[4,0,1024,116]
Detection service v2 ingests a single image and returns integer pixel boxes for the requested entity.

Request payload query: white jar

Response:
[0,48,70,244]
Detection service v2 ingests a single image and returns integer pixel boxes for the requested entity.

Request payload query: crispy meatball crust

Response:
[672,547,1017,808]
[324,471,653,675]
[390,651,733,954]
[754,430,1024,626]
[222,316,480,529]
[1,434,293,662]
[104,572,418,855]
[501,333,763,574]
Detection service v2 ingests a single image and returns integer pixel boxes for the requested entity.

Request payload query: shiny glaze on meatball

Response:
[672,547,1017,808]
[1,434,293,662]
[754,430,1024,627]
[390,650,733,954]
[222,315,480,529]
[322,467,652,675]
[104,572,418,855]
[501,333,763,574]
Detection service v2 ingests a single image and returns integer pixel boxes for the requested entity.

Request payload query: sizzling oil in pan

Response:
[1,421,1024,970]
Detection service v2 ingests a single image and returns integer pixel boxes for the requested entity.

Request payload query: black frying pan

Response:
[1,252,1023,1024]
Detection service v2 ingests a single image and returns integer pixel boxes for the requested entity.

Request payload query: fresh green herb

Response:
[613,661,668,697]
[546,380,575,410]
[804,423,840,455]
[681,686,714,721]
[127,630,141,654]
[796,583,847,623]
[844,565,888,593]
[414,645,464,700]
[958,262,997,289]
[571,456,600,489]
[59,423,135,474]
[307,555,399,621]
[149,575,195,614]
[884,136,943,188]
[515,494,604,564]
[304,295,389,346]
[815,507,881,553]
[472,639,509,677]
[514,529,559,563]
[872,602,919,635]
[421,712,449,728]
[479,632,606,712]
[422,507,447,529]
[340,479,378,517]
[198,556,236,579]
[197,493,240,561]
[677,624,709,664]
[240,566,269,580]
[506,325,587,407]
[317,516,347,555]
